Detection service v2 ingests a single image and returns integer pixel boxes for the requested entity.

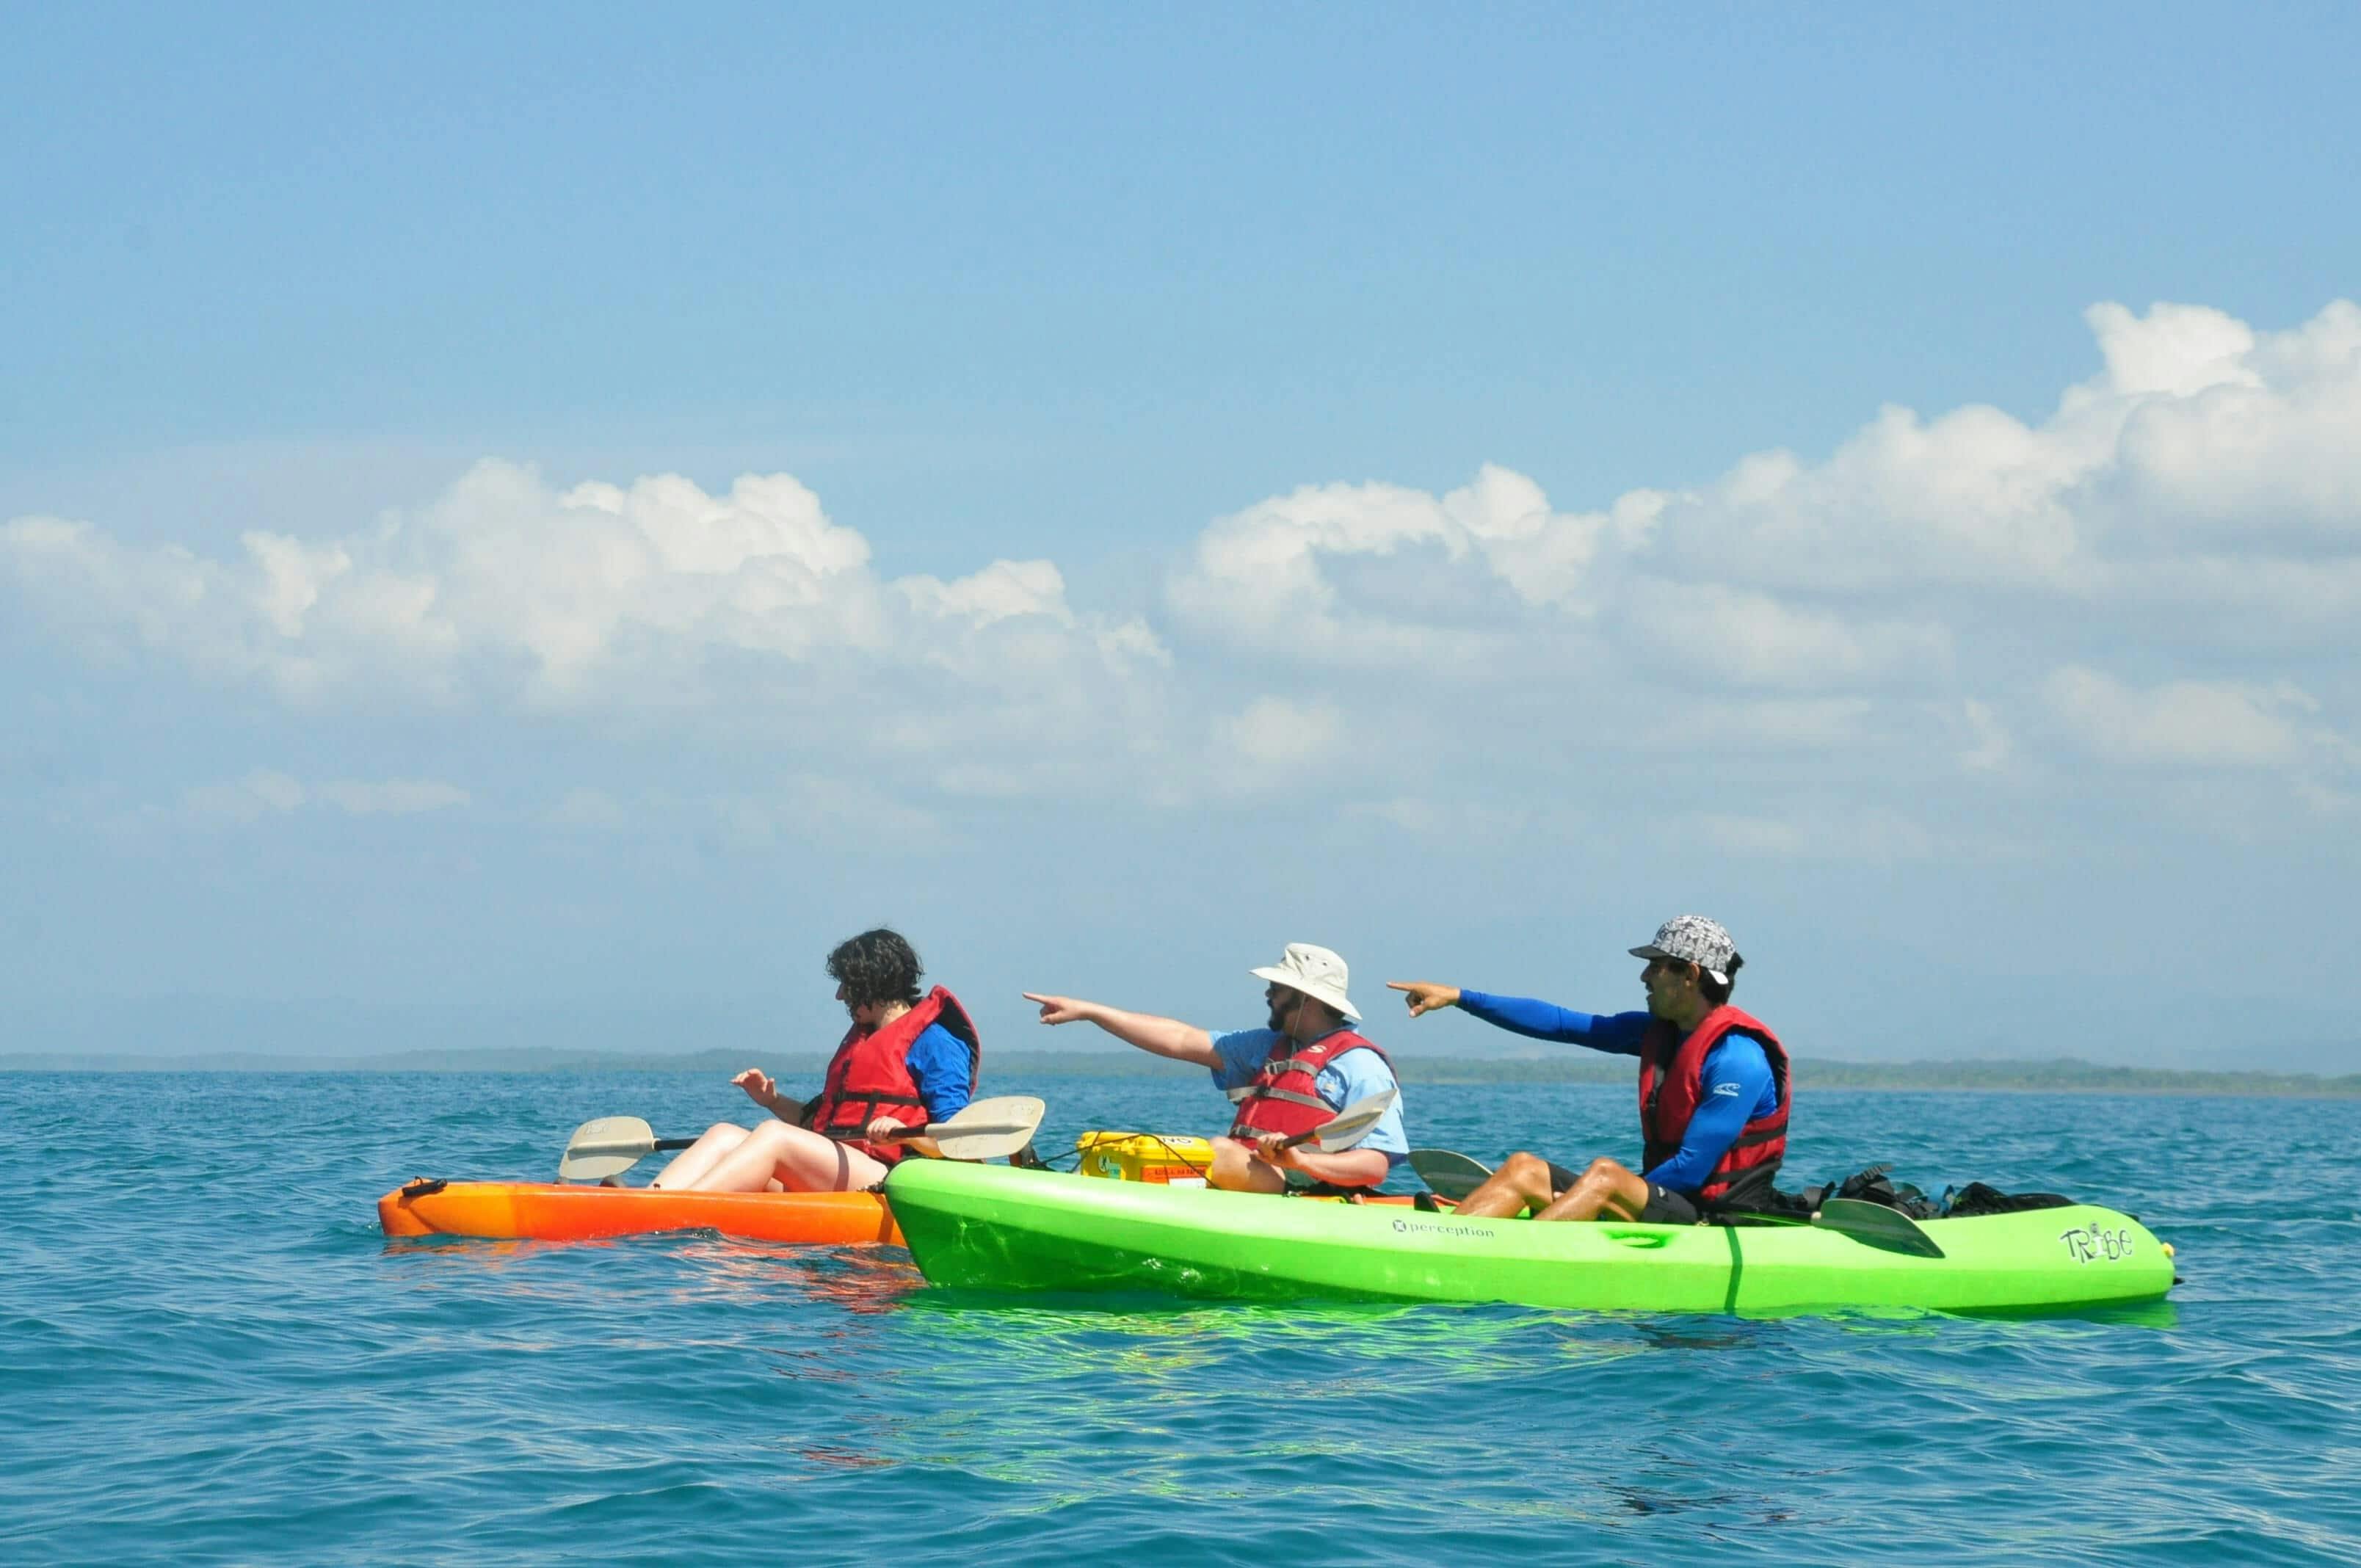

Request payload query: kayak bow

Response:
[377,1179,903,1246]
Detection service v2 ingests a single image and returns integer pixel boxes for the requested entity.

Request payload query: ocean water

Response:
[4,1069,2357,1566]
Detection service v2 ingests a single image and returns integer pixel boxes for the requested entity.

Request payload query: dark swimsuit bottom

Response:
[1545,1161,1700,1224]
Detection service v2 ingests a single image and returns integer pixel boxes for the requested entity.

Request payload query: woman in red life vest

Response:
[651,928,979,1193]
[1389,915,1788,1223]
[1024,943,1409,1193]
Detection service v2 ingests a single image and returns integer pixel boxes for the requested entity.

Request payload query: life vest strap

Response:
[1263,1053,1332,1078]
[1231,1085,1329,1112]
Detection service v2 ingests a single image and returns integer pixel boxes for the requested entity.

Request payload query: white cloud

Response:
[181,772,468,820]
[1664,400,2092,593]
[1215,697,1346,774]
[7,298,2357,841]
[184,770,308,821]
[1647,299,2361,593]
[1145,302,2358,714]
[1163,465,1617,665]
[0,460,1161,711]
[1623,581,1952,690]
[898,558,1072,627]
[2083,299,2263,399]
[2043,667,2319,768]
[315,779,470,816]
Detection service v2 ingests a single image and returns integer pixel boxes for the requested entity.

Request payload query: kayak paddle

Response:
[1407,1147,1493,1201]
[1274,1089,1396,1154]
[887,1095,1048,1161]
[1404,1147,1945,1257]
[558,1095,1048,1180]
[559,1117,694,1180]
[1722,1197,1947,1259]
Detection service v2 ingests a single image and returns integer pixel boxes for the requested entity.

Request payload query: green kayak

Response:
[883,1161,2176,1316]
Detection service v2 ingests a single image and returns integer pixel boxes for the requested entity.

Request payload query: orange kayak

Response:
[376,1177,903,1246]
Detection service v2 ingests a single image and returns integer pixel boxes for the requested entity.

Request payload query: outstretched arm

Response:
[1023,993,1222,1069]
[1391,981,1650,1056]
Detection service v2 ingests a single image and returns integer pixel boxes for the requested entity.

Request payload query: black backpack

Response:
[1762,1165,2076,1220]
[1938,1180,2075,1217]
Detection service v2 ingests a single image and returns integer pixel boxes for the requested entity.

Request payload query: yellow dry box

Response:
[1076,1130,1214,1186]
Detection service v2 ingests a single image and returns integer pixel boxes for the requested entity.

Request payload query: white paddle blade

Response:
[1408,1148,1492,1202]
[1309,1089,1397,1153]
[558,1115,659,1180]
[911,1095,1047,1161]
[557,1150,645,1180]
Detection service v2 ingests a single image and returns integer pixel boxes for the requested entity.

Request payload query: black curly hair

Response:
[1701,952,1743,1007]
[826,928,924,1011]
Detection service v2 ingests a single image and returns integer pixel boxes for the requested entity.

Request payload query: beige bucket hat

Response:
[1249,942,1360,1021]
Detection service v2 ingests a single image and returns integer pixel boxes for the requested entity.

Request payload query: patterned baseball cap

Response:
[1630,915,1740,986]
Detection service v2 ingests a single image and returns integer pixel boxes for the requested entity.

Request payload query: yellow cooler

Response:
[1076,1131,1214,1186]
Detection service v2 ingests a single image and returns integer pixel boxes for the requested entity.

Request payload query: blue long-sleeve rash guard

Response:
[903,1023,973,1122]
[1455,990,1778,1195]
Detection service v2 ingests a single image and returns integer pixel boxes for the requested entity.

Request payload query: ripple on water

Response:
[2,1073,2358,1565]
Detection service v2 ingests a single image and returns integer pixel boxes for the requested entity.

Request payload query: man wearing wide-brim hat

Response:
[1389,915,1791,1223]
[1026,943,1408,1193]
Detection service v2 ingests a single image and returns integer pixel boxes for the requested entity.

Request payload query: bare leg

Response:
[688,1119,891,1193]
[1534,1157,1651,1222]
[1450,1152,1561,1219]
[650,1122,754,1189]
[1207,1136,1291,1194]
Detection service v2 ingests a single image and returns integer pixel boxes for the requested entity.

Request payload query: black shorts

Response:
[1545,1163,1700,1225]
[1636,1182,1700,1224]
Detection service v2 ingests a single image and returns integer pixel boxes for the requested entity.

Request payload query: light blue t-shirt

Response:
[1207,1025,1409,1168]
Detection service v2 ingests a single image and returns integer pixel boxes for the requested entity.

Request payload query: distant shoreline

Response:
[4,1047,2356,1097]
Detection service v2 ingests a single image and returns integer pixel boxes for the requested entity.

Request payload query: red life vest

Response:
[1636,1004,1790,1209]
[799,985,979,1166]
[1227,1027,1390,1145]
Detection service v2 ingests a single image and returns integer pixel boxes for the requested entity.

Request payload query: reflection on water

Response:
[10,1072,2349,1566]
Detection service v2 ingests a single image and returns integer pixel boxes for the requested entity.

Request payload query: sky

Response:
[4,4,2357,1070]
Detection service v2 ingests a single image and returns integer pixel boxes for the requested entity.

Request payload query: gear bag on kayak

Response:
[1748,1164,2079,1222]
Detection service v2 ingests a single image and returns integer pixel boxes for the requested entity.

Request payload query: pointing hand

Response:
[1386,981,1462,1018]
[1022,992,1093,1026]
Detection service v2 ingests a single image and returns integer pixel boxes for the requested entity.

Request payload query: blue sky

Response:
[5,4,2357,1070]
